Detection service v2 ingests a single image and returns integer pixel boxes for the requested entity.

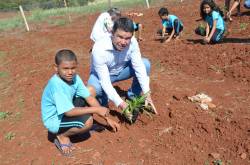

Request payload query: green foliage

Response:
[0,111,11,120]
[0,17,23,32]
[4,132,15,140]
[48,19,67,26]
[213,159,223,165]
[0,0,145,31]
[240,23,248,30]
[0,72,8,78]
[0,0,95,11]
[122,92,153,124]
[0,51,6,59]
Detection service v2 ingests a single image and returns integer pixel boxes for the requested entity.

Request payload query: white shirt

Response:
[91,36,150,107]
[90,12,113,42]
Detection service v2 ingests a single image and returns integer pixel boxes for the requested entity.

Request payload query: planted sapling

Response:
[122,93,154,124]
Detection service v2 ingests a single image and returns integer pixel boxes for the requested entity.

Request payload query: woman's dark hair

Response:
[200,0,224,20]
[158,7,169,16]
[107,7,121,17]
[55,49,77,65]
[112,17,134,33]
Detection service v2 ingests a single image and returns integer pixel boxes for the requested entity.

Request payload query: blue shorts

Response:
[211,28,225,43]
[58,97,91,133]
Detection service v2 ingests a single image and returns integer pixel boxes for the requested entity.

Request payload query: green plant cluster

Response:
[122,93,153,124]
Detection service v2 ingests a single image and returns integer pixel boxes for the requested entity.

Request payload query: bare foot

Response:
[227,12,233,21]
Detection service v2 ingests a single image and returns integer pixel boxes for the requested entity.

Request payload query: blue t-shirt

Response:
[162,15,183,29]
[41,74,90,133]
[205,11,225,30]
[245,0,250,9]
[133,22,137,29]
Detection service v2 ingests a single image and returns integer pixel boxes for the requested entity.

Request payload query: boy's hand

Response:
[96,107,109,117]
[105,117,120,132]
[145,94,158,114]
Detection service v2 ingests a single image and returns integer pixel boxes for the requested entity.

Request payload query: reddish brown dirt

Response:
[0,1,249,164]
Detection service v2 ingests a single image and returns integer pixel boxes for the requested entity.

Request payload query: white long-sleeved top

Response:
[90,12,113,42]
[91,36,150,107]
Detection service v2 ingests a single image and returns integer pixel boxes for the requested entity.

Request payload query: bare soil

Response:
[0,0,249,164]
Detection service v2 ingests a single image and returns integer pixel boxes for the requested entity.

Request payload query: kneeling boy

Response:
[158,7,184,43]
[41,49,120,156]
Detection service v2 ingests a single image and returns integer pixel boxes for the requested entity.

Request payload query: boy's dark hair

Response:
[158,7,169,16]
[55,49,77,65]
[107,7,121,17]
[200,0,224,20]
[113,17,134,33]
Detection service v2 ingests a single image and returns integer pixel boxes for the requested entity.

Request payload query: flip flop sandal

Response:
[54,138,73,156]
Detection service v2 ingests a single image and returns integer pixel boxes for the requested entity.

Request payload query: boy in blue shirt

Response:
[41,49,120,156]
[158,7,183,43]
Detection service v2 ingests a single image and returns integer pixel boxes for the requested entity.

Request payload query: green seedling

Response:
[213,159,223,165]
[195,24,206,36]
[122,92,153,124]
[240,23,248,30]
[0,111,11,120]
[4,132,15,141]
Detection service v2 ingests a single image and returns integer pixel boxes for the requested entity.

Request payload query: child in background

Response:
[244,0,250,8]
[127,12,143,41]
[90,8,121,42]
[158,7,183,43]
[199,0,225,44]
[41,49,120,156]
[133,22,143,41]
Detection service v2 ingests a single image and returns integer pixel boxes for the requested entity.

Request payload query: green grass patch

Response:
[17,96,25,109]
[47,18,67,26]
[0,50,7,63]
[0,16,23,31]
[4,132,15,141]
[0,50,6,58]
[239,23,248,30]
[0,71,8,78]
[0,0,146,31]
[0,111,11,120]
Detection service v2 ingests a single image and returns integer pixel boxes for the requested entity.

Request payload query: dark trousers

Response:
[165,19,183,36]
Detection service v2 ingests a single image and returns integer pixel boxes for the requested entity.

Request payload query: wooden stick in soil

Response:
[19,5,30,32]
[64,0,72,22]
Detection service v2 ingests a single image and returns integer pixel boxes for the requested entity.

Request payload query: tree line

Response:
[0,0,95,11]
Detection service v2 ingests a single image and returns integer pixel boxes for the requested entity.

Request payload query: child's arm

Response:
[205,22,210,38]
[64,106,108,118]
[206,20,217,42]
[81,96,121,131]
[161,26,166,38]
[85,95,101,107]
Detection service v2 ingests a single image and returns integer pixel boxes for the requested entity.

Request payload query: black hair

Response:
[112,17,134,33]
[200,0,224,20]
[107,7,121,17]
[158,7,169,16]
[55,49,77,65]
